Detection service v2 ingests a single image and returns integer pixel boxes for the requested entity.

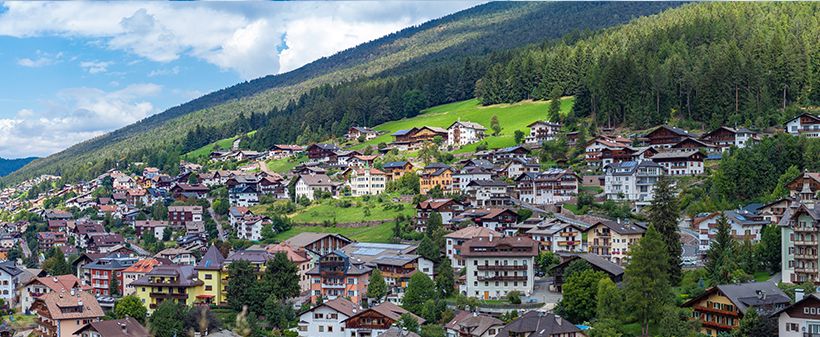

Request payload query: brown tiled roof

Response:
[444,312,503,337]
[414,198,461,210]
[266,243,310,263]
[25,275,90,292]
[303,297,357,318]
[344,301,425,325]
[444,226,502,240]
[122,259,161,274]
[283,233,351,249]
[73,317,149,337]
[497,311,583,337]
[36,290,104,320]
[460,236,538,257]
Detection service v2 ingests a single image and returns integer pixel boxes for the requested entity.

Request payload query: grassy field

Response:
[352,97,574,151]
[348,221,396,243]
[290,203,415,224]
[184,130,258,159]
[272,221,395,243]
[754,270,773,282]
[265,155,307,174]
[272,225,366,241]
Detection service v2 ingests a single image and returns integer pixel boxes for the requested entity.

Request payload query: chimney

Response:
[796,288,805,302]
[121,322,127,334]
[555,315,562,325]
[489,233,493,242]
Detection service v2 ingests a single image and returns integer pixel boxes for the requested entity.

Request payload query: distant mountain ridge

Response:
[0,157,37,177]
[0,1,683,186]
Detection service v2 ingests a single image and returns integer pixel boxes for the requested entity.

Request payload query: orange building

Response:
[420,163,452,194]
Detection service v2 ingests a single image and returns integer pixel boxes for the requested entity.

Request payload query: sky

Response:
[0,1,482,159]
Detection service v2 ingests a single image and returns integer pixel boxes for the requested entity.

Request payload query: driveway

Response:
[523,277,563,305]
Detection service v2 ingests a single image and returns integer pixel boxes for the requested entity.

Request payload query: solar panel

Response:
[353,248,385,256]
[377,255,413,261]
[205,260,210,268]
[354,243,411,250]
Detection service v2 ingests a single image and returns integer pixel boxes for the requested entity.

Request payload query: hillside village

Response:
[0,99,819,337]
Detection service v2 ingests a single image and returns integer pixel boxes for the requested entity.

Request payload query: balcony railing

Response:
[795,268,819,274]
[692,306,738,317]
[34,318,56,331]
[560,232,579,237]
[795,227,818,232]
[476,276,527,281]
[597,232,611,237]
[557,241,580,246]
[476,265,527,271]
[150,292,188,299]
[91,274,108,279]
[321,283,346,289]
[796,254,818,260]
[796,241,819,246]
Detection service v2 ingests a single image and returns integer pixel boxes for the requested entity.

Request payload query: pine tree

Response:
[426,213,442,237]
[418,235,440,263]
[109,272,120,297]
[264,252,301,301]
[403,272,436,315]
[575,124,587,150]
[50,249,71,276]
[366,269,387,304]
[648,175,682,285]
[435,258,455,298]
[705,215,735,280]
[625,224,671,336]
[548,86,563,122]
[227,259,256,311]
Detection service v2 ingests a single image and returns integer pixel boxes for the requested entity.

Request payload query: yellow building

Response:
[193,246,226,306]
[586,220,647,265]
[131,265,203,312]
[420,163,452,195]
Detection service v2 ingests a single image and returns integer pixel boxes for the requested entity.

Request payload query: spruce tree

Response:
[435,258,455,298]
[705,215,735,281]
[109,272,120,297]
[648,175,682,285]
[625,224,671,336]
[426,213,442,237]
[366,269,387,304]
[50,249,71,276]
[403,272,436,315]
[263,252,301,301]
[227,259,256,311]
[418,236,440,263]
[548,86,563,122]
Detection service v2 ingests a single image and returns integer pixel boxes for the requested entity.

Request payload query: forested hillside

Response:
[0,157,36,177]
[0,1,680,186]
[476,2,820,131]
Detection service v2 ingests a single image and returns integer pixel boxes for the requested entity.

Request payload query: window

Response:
[298,326,307,331]
[329,313,338,319]
[205,286,212,291]
[204,274,212,280]
[314,313,324,319]
[347,290,355,297]
[347,278,356,285]
[328,326,333,332]
[142,287,146,292]
[318,326,324,332]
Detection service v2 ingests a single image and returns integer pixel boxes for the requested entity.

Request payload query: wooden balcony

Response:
[796,240,819,246]
[476,265,527,271]
[795,226,818,232]
[796,254,818,260]
[34,318,56,331]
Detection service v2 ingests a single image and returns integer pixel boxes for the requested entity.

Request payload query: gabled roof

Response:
[497,311,583,337]
[414,198,463,211]
[444,311,503,337]
[443,226,502,239]
[36,290,104,320]
[297,174,334,186]
[682,280,790,314]
[266,243,310,263]
[448,120,487,131]
[526,120,562,128]
[549,253,624,278]
[72,317,149,337]
[307,143,340,151]
[25,275,89,292]
[195,245,225,271]
[342,301,425,325]
[591,220,647,235]
[783,112,820,125]
[283,232,352,249]
[382,161,411,169]
[0,260,22,277]
[301,297,357,318]
[648,125,696,138]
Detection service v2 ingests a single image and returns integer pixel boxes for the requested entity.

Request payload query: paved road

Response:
[20,239,31,258]
[682,244,698,259]
[525,277,563,305]
[207,197,226,241]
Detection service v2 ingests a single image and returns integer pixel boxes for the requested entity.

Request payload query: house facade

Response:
[306,251,371,305]
[447,121,486,146]
[603,160,667,210]
[351,168,387,196]
[525,121,562,144]
[586,220,647,265]
[461,235,538,299]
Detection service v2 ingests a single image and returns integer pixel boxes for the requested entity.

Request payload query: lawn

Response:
[184,130,257,159]
[289,202,415,224]
[754,270,773,282]
[351,97,574,151]
[453,135,517,154]
[579,186,602,194]
[348,221,396,243]
[265,155,307,173]
[273,220,395,243]
[272,225,366,241]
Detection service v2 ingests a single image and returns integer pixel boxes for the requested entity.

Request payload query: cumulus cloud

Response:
[0,83,161,157]
[0,2,479,80]
[17,57,53,67]
[80,60,114,74]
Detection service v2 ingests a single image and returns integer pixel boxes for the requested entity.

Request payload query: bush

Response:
[507,291,521,304]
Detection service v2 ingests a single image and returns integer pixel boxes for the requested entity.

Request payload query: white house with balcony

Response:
[294,297,356,337]
[603,160,667,211]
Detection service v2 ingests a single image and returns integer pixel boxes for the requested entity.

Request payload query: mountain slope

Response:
[0,157,37,177]
[1,2,682,186]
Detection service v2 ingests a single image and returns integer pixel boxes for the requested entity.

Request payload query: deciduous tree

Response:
[403,272,436,315]
[114,295,147,324]
[367,269,388,303]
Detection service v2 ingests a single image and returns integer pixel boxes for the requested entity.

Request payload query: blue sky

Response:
[0,1,482,159]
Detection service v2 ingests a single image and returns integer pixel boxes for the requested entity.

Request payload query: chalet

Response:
[503,157,540,178]
[522,221,585,253]
[586,220,647,265]
[413,198,465,230]
[443,226,501,268]
[774,292,820,337]
[31,291,104,337]
[549,254,624,292]
[269,144,303,157]
[514,169,580,205]
[73,223,105,248]
[125,188,147,207]
[87,234,126,254]
[490,146,531,163]
[96,205,120,218]
[447,120,486,146]
[176,234,207,252]
[784,112,820,138]
[461,235,538,298]
[229,185,259,207]
[21,275,89,317]
[342,301,425,336]
[44,209,73,221]
[212,170,233,185]
[452,166,493,192]
[758,198,792,224]
[646,125,697,148]
[152,175,177,189]
[390,126,448,149]
[306,250,371,305]
[228,206,252,226]
[381,161,414,182]
[650,150,706,176]
[671,137,719,152]
[346,126,380,141]
[170,184,209,199]
[497,311,586,337]
[294,173,338,201]
[154,247,195,266]
[464,180,509,208]
[450,208,518,233]
[235,150,265,161]
[258,176,289,199]
[197,173,218,186]
[0,260,21,306]
[525,120,562,145]
[693,209,769,252]
[283,233,352,257]
[332,150,363,166]
[784,171,820,200]
[444,311,504,337]
[266,243,313,292]
[306,144,341,161]
[419,163,453,195]
[236,215,270,241]
[584,135,633,166]
[73,317,149,337]
[603,160,667,210]
[295,297,356,337]
[682,281,789,335]
[37,232,66,250]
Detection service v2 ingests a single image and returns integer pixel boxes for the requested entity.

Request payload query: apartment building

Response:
[266,243,313,293]
[444,227,502,269]
[132,265,203,313]
[515,169,580,205]
[525,121,562,145]
[22,275,89,315]
[461,235,538,299]
[351,168,387,196]
[295,297,356,337]
[464,180,510,208]
[167,206,203,227]
[447,120,486,146]
[37,231,67,250]
[683,281,789,336]
[650,150,706,176]
[306,250,371,305]
[413,198,465,230]
[450,208,518,233]
[82,253,139,296]
[420,163,453,195]
[693,209,769,252]
[31,291,104,337]
[586,220,647,265]
[603,160,667,210]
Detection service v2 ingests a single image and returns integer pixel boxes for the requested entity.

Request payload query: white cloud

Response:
[17,57,53,67]
[109,81,119,87]
[0,83,161,157]
[148,66,179,77]
[0,2,480,80]
[80,60,114,74]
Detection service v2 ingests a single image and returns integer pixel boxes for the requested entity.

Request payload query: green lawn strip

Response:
[753,270,772,282]
[348,221,396,243]
[273,226,364,242]
[621,322,660,336]
[452,135,516,154]
[579,186,602,193]
[563,203,584,215]
[184,130,258,159]
[289,203,415,224]
[351,97,574,151]
[265,155,307,173]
